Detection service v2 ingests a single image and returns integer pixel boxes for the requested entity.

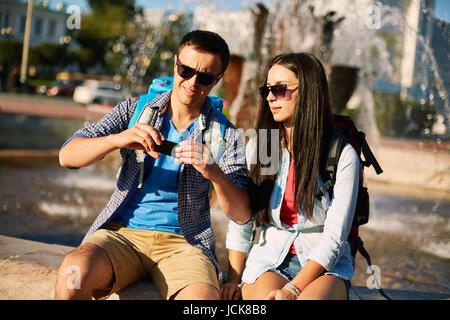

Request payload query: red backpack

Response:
[317,114,383,263]
[318,114,393,299]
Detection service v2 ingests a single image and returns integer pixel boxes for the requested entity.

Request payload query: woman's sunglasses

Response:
[259,84,298,100]
[175,56,222,86]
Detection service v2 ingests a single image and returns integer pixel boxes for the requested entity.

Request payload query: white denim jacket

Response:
[226,137,359,283]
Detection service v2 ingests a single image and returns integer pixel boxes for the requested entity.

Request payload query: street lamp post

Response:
[20,0,34,84]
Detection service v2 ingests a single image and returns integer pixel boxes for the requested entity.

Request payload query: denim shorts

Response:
[270,253,351,299]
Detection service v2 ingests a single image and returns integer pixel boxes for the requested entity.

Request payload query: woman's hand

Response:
[220,281,242,300]
[265,288,297,300]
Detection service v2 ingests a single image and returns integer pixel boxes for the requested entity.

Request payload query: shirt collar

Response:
[150,89,212,131]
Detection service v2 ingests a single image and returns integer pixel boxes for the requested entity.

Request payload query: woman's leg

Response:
[298,274,347,300]
[241,271,288,300]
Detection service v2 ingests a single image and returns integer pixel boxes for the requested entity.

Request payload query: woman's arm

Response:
[288,259,324,296]
[265,259,324,300]
[222,217,255,299]
[266,144,360,300]
[306,144,360,270]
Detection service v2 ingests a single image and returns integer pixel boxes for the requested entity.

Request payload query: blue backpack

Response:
[125,76,228,190]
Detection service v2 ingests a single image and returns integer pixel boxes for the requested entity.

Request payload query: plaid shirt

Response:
[67,90,248,283]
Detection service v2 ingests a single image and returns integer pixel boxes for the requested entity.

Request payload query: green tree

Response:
[143,13,191,82]
[0,40,23,64]
[87,0,141,19]
[29,43,68,68]
[69,1,142,73]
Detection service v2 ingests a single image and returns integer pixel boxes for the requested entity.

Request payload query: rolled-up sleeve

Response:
[59,98,138,169]
[225,216,254,254]
[61,97,138,148]
[307,144,360,271]
[219,124,249,191]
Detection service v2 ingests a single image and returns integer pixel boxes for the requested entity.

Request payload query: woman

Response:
[221,52,359,300]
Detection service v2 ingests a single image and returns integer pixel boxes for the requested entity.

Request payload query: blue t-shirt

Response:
[113,114,196,234]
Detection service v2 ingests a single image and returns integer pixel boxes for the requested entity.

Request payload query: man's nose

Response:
[186,74,200,86]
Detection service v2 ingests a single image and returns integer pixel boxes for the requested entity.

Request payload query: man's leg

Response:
[171,282,220,300]
[149,232,220,300]
[55,223,150,300]
[54,243,114,300]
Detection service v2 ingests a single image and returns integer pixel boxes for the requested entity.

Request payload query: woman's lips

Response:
[270,106,282,113]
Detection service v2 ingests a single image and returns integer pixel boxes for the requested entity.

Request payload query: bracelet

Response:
[282,282,301,298]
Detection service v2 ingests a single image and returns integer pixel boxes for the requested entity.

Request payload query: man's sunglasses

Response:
[175,56,222,86]
[259,84,298,100]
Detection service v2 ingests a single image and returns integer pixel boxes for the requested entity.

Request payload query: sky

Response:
[435,0,450,21]
[58,0,449,22]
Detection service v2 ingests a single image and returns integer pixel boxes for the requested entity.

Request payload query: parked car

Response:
[73,80,128,106]
[46,79,83,97]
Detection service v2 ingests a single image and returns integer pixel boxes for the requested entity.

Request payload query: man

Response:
[55,30,251,300]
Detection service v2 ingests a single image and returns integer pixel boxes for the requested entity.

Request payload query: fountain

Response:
[194,0,448,143]
[194,0,375,137]
[108,6,190,95]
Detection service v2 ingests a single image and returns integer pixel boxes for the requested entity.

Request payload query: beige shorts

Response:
[83,222,219,300]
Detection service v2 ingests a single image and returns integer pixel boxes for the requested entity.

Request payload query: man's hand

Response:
[175,141,251,224]
[174,140,222,181]
[220,281,242,300]
[110,123,165,159]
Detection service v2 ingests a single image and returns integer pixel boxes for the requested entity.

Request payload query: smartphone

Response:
[154,140,178,157]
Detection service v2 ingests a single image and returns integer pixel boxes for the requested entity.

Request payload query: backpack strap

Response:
[352,237,392,300]
[135,103,160,188]
[204,105,227,162]
[128,77,174,130]
[316,131,347,200]
[360,136,383,174]
[115,95,160,185]
[204,100,228,198]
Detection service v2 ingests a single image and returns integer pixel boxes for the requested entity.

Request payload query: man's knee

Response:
[54,243,113,299]
[172,282,220,300]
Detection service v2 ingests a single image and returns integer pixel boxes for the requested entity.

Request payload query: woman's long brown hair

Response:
[249,52,333,224]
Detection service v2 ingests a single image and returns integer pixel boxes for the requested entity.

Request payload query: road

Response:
[0,92,111,121]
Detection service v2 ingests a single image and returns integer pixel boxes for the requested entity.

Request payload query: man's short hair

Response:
[178,30,230,74]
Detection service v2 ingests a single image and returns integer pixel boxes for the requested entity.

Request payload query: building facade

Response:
[0,0,68,46]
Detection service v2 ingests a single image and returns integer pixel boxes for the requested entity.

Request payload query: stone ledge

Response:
[0,235,160,300]
[1,235,449,300]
